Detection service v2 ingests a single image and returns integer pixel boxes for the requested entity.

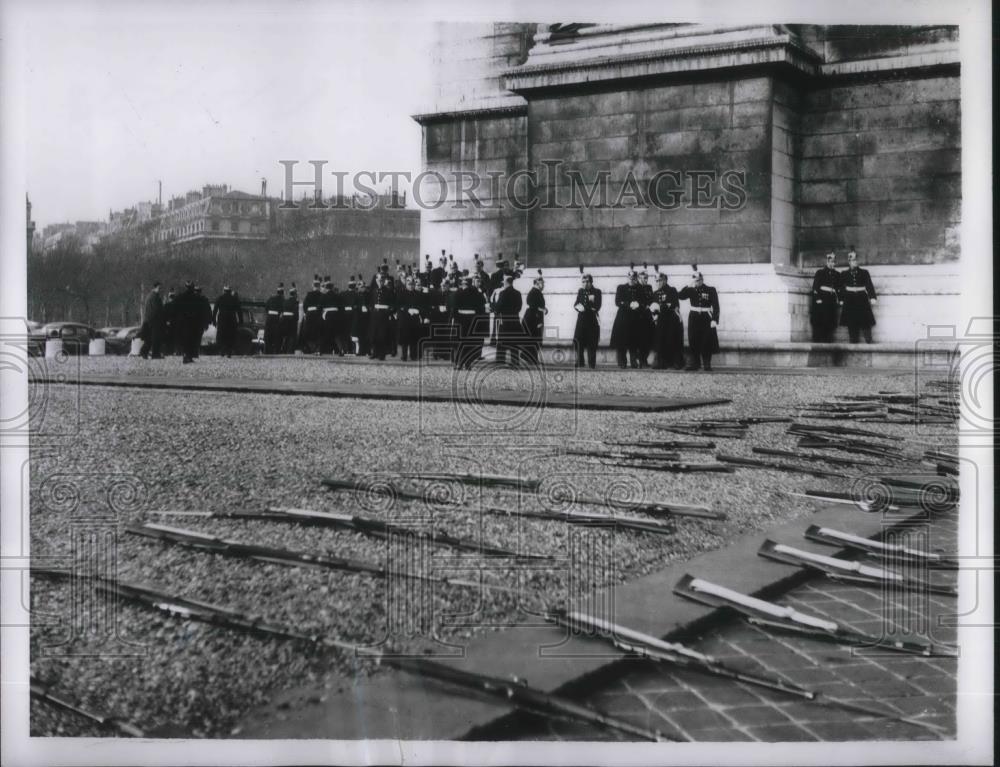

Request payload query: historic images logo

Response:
[278,160,748,212]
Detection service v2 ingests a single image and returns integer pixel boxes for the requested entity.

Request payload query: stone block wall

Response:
[797,74,961,267]
[529,77,774,269]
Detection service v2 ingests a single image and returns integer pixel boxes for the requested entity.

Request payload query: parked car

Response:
[104,326,142,355]
[98,326,122,338]
[28,322,100,356]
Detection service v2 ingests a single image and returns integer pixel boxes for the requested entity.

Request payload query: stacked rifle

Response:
[563,445,734,474]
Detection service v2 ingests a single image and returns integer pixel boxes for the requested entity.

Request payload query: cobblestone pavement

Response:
[488,509,958,742]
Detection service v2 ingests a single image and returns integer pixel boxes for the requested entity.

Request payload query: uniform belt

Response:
[373,304,391,310]
[845,286,868,292]
[343,307,353,311]
[819,286,837,293]
[281,312,295,317]
[457,309,475,315]
[689,306,714,313]
[306,306,319,311]
[438,305,447,312]
[322,308,338,316]
[267,310,279,315]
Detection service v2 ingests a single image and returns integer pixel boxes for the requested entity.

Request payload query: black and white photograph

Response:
[0,1,993,765]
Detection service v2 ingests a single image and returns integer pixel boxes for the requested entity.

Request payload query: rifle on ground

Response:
[480,504,677,537]
[751,447,877,468]
[30,675,146,738]
[126,522,519,593]
[382,655,668,742]
[605,439,717,451]
[392,472,542,491]
[804,525,958,569]
[716,453,847,479]
[32,567,662,742]
[565,446,683,463]
[674,574,955,657]
[783,489,900,511]
[148,507,550,560]
[789,423,905,441]
[758,539,957,596]
[550,609,815,699]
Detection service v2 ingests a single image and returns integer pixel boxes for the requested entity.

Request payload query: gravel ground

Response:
[28,362,956,737]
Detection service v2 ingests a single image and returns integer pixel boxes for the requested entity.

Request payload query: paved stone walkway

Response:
[486,510,957,742]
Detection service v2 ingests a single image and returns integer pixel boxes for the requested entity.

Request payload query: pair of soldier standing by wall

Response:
[809,248,878,343]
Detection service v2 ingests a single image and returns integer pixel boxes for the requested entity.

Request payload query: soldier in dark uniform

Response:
[369,268,396,360]
[839,248,877,343]
[635,268,655,368]
[453,273,482,369]
[175,281,202,364]
[193,286,212,358]
[431,253,447,289]
[139,282,164,359]
[301,275,324,354]
[573,270,602,369]
[319,277,340,355]
[493,273,523,366]
[521,270,547,366]
[264,283,284,354]
[162,288,177,356]
[279,284,300,354]
[470,273,491,364]
[212,285,242,358]
[418,256,433,289]
[651,271,684,370]
[611,268,643,369]
[397,275,424,362]
[345,277,363,355]
[678,271,721,371]
[426,278,448,360]
[810,252,842,342]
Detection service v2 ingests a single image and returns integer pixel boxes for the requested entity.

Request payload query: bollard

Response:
[45,338,64,358]
[129,338,144,356]
[88,338,106,356]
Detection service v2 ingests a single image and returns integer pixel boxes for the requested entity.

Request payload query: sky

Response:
[23,2,435,228]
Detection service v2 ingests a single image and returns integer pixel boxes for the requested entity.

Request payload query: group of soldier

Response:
[262,253,541,369]
[809,247,879,343]
[138,281,244,363]
[135,246,877,370]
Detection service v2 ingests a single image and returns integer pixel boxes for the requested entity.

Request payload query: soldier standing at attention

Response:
[453,272,481,370]
[139,282,164,359]
[320,277,340,355]
[651,271,684,370]
[280,284,300,354]
[162,288,177,356]
[347,277,366,355]
[370,267,396,361]
[678,270,720,372]
[521,270,547,366]
[175,281,202,364]
[810,252,842,342]
[193,286,212,359]
[573,269,602,369]
[635,267,655,368]
[397,275,423,362]
[212,285,242,358]
[611,267,643,369]
[839,247,878,343]
[431,253,447,289]
[493,273,523,366]
[470,273,491,365]
[264,283,284,354]
[301,275,325,354]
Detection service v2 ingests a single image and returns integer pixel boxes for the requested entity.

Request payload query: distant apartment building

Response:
[155,185,270,244]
